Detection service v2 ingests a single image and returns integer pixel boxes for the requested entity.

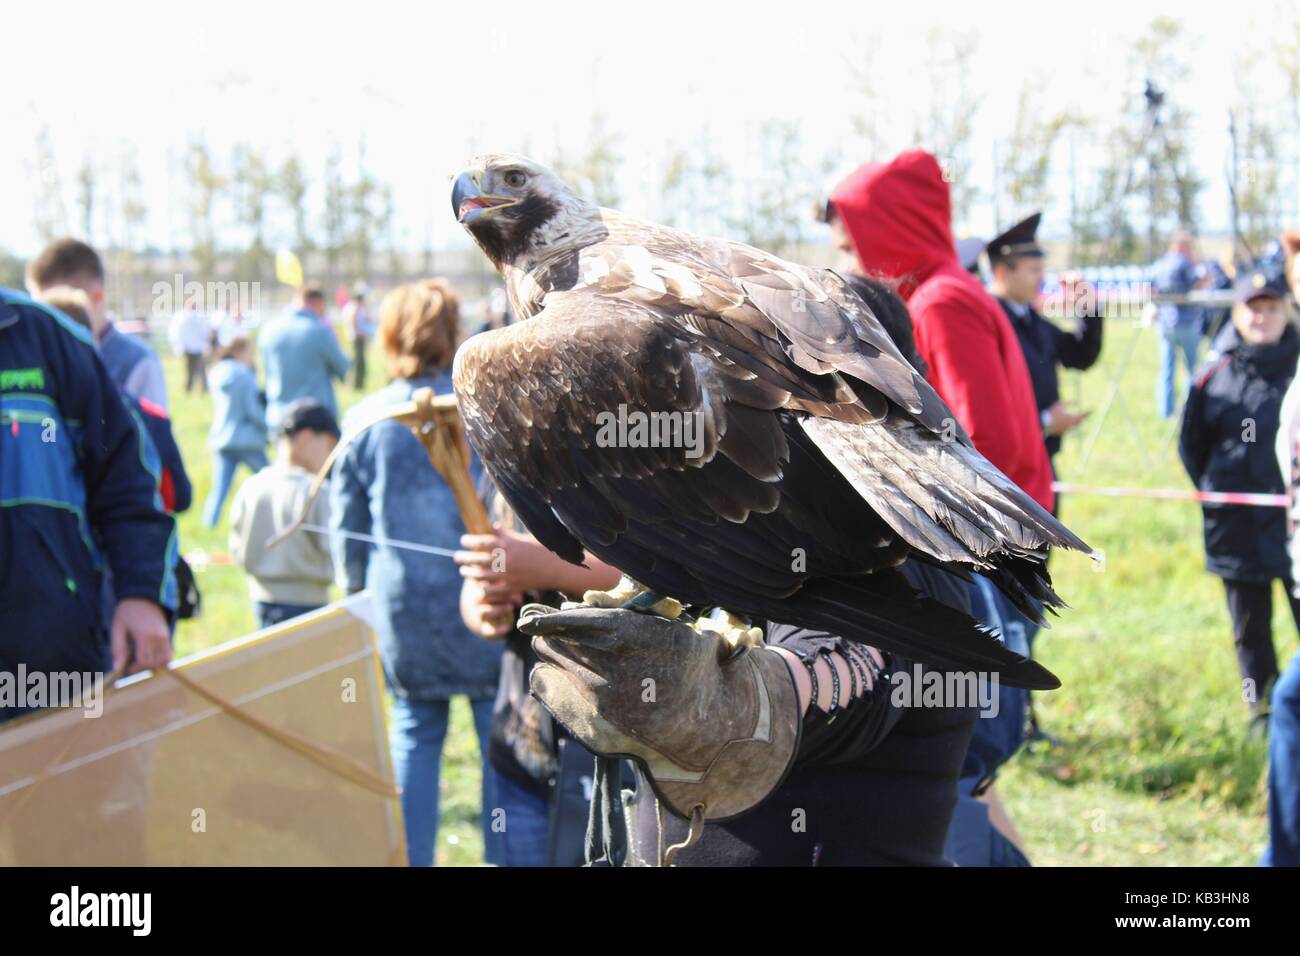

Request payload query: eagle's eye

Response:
[503,170,527,189]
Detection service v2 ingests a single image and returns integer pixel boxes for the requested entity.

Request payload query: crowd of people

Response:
[1,145,1297,868]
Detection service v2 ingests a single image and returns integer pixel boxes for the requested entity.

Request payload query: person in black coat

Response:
[988,213,1104,462]
[1179,269,1300,726]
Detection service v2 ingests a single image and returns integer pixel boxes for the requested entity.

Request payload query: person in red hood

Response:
[830,150,1055,513]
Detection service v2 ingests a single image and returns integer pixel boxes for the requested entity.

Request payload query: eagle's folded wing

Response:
[453,287,1062,685]
[567,233,1089,566]
[454,291,903,593]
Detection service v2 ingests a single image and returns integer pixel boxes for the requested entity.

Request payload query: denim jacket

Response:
[259,309,351,430]
[207,359,267,453]
[330,371,501,699]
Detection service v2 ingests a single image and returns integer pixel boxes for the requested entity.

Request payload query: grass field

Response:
[164,318,1293,866]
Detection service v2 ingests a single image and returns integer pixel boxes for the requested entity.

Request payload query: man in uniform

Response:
[988,212,1103,468]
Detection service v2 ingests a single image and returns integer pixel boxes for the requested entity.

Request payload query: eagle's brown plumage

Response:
[451,154,1091,689]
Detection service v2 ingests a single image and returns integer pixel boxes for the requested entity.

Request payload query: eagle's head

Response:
[452,154,597,269]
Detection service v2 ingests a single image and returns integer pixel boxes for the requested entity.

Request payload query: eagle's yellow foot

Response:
[694,608,765,652]
[580,576,683,619]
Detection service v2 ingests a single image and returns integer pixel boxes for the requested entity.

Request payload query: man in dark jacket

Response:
[1179,269,1300,727]
[0,288,177,722]
[988,213,1103,464]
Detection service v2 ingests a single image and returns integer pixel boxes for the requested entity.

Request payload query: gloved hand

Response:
[518,603,800,822]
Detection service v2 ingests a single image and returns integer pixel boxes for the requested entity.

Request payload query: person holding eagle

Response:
[448,152,1093,865]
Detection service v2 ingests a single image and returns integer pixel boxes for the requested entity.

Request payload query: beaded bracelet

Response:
[820,649,841,722]
[801,654,819,714]
[842,645,870,698]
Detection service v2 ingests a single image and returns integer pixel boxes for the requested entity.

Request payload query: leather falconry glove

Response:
[518,603,800,823]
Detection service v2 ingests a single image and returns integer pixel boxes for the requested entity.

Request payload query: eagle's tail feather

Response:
[743,569,1059,691]
[799,415,1090,624]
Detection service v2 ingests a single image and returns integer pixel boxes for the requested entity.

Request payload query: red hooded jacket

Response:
[830,150,1055,511]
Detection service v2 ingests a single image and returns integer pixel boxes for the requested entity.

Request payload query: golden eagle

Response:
[450,154,1091,689]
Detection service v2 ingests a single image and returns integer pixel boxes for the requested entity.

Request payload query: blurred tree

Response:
[30,126,68,243]
[186,139,225,277]
[659,141,731,234]
[911,28,982,225]
[1130,17,1203,256]
[232,144,274,282]
[1067,17,1202,266]
[322,145,347,287]
[381,184,402,281]
[730,119,831,257]
[346,143,386,282]
[844,27,983,226]
[1072,133,1142,267]
[114,147,149,315]
[276,155,312,262]
[76,156,96,243]
[0,249,25,290]
[1229,50,1283,262]
[998,83,1069,228]
[551,114,622,208]
[1274,17,1300,226]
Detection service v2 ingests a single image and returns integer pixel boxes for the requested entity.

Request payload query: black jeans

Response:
[1222,577,1300,708]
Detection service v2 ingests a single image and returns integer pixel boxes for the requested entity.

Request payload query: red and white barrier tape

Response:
[182,487,1290,568]
[1052,481,1289,508]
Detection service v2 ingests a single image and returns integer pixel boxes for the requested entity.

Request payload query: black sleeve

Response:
[1054,312,1104,371]
[764,561,973,767]
[1178,375,1211,487]
[765,621,906,768]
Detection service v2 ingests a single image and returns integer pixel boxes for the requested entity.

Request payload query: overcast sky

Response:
[4,0,1297,258]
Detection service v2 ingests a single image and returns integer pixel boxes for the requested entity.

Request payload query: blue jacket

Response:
[98,323,170,412]
[207,358,267,453]
[0,289,177,682]
[133,396,192,514]
[330,371,501,700]
[258,309,350,430]
[1152,251,1203,331]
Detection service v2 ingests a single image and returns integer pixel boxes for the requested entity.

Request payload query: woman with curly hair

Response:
[330,279,502,866]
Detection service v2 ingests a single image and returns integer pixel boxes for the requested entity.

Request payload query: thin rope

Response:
[298,523,461,558]
[163,667,398,798]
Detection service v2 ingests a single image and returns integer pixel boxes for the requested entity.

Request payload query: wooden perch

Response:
[266,387,489,549]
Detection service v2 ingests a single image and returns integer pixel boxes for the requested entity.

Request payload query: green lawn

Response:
[1000,319,1289,866]
[161,319,1290,866]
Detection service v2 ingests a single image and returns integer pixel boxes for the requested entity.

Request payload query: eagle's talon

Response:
[581,575,682,619]
[694,609,765,652]
[620,589,683,620]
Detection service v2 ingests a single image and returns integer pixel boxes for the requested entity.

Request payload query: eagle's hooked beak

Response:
[452,171,518,224]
